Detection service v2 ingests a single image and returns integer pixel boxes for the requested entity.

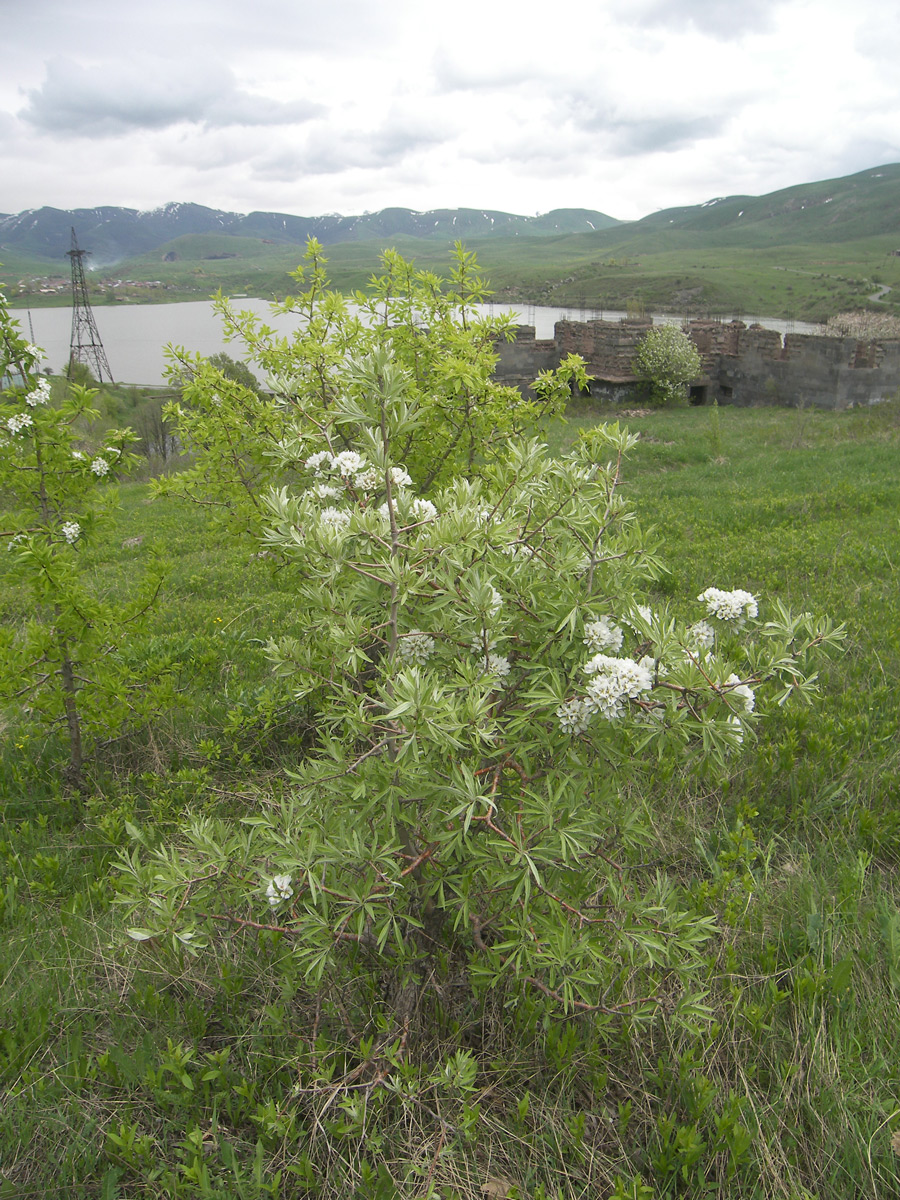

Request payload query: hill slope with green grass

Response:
[4,164,899,321]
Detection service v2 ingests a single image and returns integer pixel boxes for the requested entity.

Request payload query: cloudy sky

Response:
[3,0,899,222]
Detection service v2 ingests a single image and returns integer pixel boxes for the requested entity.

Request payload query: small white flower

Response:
[305,450,332,475]
[6,532,27,552]
[354,467,379,491]
[686,620,715,650]
[266,875,294,907]
[725,673,755,714]
[319,506,351,531]
[487,586,503,616]
[582,654,653,721]
[72,449,84,459]
[397,630,436,665]
[557,697,591,734]
[90,456,110,476]
[410,497,437,523]
[332,450,366,477]
[698,587,758,625]
[7,412,33,435]
[25,378,51,407]
[583,616,624,653]
[61,521,81,544]
[484,653,511,681]
[389,465,412,488]
[307,483,341,500]
[725,714,745,745]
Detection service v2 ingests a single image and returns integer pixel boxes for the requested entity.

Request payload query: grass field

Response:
[2,398,900,1197]
[6,231,900,323]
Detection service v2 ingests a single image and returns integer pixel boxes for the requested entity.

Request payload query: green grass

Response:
[2,402,900,1197]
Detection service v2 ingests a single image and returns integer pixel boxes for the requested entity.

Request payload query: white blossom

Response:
[25,378,50,407]
[306,483,341,500]
[61,521,81,544]
[483,653,511,681]
[333,450,366,477]
[389,466,412,488]
[582,655,654,721]
[90,456,110,477]
[557,697,591,735]
[725,673,755,714]
[305,450,332,475]
[354,467,379,491]
[6,412,33,435]
[583,616,624,653]
[410,497,438,523]
[319,506,351,531]
[266,875,294,907]
[698,587,758,625]
[687,620,715,650]
[397,629,436,665]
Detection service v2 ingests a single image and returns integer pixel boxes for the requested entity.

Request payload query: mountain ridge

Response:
[0,202,621,263]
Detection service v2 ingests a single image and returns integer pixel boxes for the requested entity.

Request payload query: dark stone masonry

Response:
[493,318,900,409]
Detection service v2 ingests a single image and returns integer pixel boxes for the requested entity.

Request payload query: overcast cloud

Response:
[2,0,898,221]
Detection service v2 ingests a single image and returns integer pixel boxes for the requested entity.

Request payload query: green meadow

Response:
[2,390,900,1197]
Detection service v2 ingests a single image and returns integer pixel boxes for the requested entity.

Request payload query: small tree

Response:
[633,325,702,405]
[156,241,590,540]
[117,348,843,1062]
[0,292,166,799]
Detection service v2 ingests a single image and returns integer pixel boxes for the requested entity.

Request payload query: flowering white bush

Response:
[633,325,703,406]
[117,345,843,1054]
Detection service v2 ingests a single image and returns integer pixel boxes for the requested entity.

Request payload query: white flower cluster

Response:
[377,495,438,526]
[6,412,33,435]
[397,629,436,665]
[266,874,294,908]
[698,587,758,625]
[686,620,715,650]
[91,457,110,477]
[480,652,511,684]
[582,654,654,720]
[556,697,592,735]
[583,615,624,653]
[25,378,50,407]
[305,449,413,495]
[61,521,81,544]
[725,673,755,714]
[319,506,351,532]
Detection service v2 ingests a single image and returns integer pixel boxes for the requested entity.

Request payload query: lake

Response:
[17,299,823,387]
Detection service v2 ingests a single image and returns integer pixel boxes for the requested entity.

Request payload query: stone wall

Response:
[492,317,900,409]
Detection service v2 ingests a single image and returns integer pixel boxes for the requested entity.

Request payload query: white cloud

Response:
[0,0,898,220]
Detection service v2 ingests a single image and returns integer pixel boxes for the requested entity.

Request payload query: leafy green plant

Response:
[0,293,168,797]
[116,348,843,1112]
[633,325,703,406]
[157,240,590,539]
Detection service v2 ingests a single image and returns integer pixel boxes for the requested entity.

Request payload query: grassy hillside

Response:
[2,398,900,1197]
[4,164,899,320]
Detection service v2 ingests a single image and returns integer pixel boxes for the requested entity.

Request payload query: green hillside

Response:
[5,165,899,321]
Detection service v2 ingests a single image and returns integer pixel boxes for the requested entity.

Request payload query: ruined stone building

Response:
[494,318,900,409]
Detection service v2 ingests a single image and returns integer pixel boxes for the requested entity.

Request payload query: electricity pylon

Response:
[67,227,114,382]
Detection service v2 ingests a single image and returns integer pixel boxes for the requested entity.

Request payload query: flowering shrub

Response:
[117,347,843,1051]
[633,324,703,406]
[0,291,166,796]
